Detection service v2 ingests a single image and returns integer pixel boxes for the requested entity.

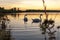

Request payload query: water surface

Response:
[0,12,60,40]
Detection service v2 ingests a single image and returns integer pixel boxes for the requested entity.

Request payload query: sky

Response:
[0,0,60,10]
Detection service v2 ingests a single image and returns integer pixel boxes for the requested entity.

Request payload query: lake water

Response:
[0,12,60,40]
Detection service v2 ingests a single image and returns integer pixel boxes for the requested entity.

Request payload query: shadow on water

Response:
[0,14,12,40]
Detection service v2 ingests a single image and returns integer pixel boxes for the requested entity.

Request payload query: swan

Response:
[32,19,41,23]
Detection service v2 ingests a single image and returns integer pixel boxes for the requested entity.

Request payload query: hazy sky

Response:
[0,0,60,10]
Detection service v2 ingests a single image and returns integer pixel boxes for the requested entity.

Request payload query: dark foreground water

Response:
[0,12,60,40]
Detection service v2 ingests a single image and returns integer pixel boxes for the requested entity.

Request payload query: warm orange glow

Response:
[0,0,60,10]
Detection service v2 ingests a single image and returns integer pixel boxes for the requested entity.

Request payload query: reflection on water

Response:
[0,15,11,40]
[0,12,60,40]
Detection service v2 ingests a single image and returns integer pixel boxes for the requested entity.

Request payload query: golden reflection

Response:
[0,13,60,40]
[7,13,60,20]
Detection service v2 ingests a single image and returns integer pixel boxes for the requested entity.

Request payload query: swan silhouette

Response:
[24,14,28,22]
[32,19,41,23]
